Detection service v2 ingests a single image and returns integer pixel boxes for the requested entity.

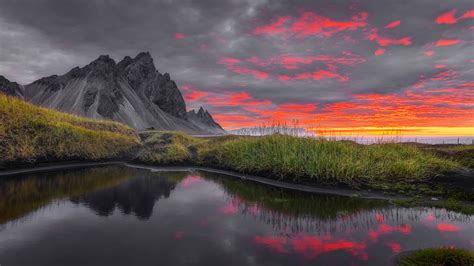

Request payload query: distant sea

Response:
[325,136,474,145]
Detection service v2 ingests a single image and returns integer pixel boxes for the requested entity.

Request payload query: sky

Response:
[0,0,472,136]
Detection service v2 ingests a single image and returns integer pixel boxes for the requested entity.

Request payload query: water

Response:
[0,165,473,265]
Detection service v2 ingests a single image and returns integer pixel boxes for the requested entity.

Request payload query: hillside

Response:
[0,94,140,167]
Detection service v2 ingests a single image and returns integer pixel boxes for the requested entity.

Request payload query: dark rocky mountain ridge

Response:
[1,52,225,134]
[0,75,23,98]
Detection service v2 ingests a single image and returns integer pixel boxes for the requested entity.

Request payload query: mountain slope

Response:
[0,75,23,98]
[19,52,224,134]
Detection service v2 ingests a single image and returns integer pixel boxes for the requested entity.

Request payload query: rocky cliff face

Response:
[187,107,226,134]
[16,52,224,134]
[0,75,23,98]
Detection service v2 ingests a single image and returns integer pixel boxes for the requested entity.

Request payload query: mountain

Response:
[1,52,224,134]
[187,107,226,134]
[0,75,23,98]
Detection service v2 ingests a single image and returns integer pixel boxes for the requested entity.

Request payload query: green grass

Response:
[0,94,140,165]
[397,247,474,266]
[136,131,462,190]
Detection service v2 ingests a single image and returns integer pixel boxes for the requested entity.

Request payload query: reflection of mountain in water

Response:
[71,171,185,220]
[0,166,133,224]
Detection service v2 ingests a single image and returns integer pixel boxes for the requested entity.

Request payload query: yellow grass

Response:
[0,94,140,164]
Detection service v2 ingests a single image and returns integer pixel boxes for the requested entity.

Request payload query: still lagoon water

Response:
[0,165,473,265]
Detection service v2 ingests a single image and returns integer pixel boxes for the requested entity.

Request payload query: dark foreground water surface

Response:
[0,165,473,266]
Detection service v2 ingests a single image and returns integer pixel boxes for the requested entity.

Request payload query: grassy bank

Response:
[0,94,140,166]
[198,136,458,186]
[136,132,467,192]
[397,248,474,266]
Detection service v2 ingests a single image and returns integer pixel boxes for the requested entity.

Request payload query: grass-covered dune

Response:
[136,132,467,191]
[397,247,474,266]
[0,94,140,167]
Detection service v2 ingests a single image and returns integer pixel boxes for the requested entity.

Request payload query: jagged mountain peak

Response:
[187,106,225,134]
[19,52,225,135]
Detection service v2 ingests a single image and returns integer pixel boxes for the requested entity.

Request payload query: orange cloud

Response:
[436,10,458,24]
[435,39,460,47]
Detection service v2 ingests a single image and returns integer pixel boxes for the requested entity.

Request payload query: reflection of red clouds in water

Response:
[218,197,260,216]
[255,235,368,260]
[174,231,184,239]
[375,213,384,223]
[425,213,435,222]
[437,223,460,232]
[218,197,242,215]
[291,237,368,260]
[386,242,401,253]
[255,236,289,253]
[369,224,412,241]
[180,175,202,188]
[425,50,434,56]
[219,202,238,214]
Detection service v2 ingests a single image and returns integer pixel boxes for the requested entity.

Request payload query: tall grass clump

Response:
[0,94,140,165]
[137,131,199,164]
[397,248,474,266]
[198,134,459,186]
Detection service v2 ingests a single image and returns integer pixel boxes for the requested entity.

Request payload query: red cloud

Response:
[174,33,185,39]
[367,29,411,47]
[385,20,401,29]
[291,11,368,37]
[293,70,348,81]
[184,91,209,101]
[246,52,365,70]
[254,16,290,35]
[436,10,458,24]
[435,39,460,47]
[461,10,474,19]
[254,12,368,37]
[436,9,474,24]
[374,48,385,56]
[218,57,269,79]
[181,84,209,102]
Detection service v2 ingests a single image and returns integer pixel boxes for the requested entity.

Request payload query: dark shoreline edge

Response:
[0,161,405,201]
